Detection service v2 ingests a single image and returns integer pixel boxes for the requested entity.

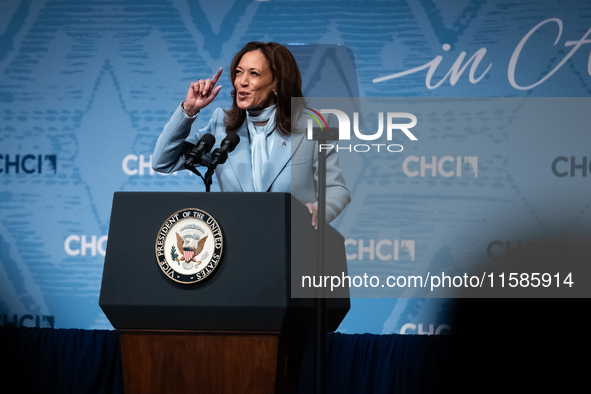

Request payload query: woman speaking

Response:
[152,42,350,226]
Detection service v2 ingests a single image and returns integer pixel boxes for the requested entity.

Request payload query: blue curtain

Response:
[2,300,584,393]
[0,327,124,394]
[1,327,453,393]
[298,332,452,393]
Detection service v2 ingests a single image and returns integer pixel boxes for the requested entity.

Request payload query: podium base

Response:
[119,330,305,394]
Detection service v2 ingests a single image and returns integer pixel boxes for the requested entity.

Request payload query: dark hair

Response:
[224,42,306,135]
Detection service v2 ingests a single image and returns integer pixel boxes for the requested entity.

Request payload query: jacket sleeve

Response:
[317,113,351,223]
[314,142,351,223]
[152,104,219,173]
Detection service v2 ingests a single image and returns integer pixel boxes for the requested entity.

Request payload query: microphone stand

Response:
[186,160,209,190]
[184,135,215,187]
[186,162,211,191]
[315,145,327,394]
[312,126,339,394]
[185,164,205,182]
[204,167,214,192]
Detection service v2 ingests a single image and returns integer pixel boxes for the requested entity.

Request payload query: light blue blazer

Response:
[152,104,351,223]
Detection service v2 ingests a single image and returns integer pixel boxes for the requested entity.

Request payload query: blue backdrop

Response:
[1,0,590,332]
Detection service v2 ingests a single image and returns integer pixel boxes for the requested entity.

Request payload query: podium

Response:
[99,192,350,393]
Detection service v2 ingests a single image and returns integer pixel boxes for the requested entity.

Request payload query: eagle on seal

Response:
[175,232,208,263]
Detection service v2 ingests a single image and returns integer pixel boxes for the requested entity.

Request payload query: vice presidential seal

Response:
[155,208,223,284]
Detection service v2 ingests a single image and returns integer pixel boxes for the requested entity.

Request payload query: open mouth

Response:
[237,91,250,99]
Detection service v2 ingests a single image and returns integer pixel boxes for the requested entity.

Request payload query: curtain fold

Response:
[297,332,452,393]
[1,327,452,393]
[0,327,124,394]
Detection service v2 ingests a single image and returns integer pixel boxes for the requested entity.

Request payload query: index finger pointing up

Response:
[211,67,223,84]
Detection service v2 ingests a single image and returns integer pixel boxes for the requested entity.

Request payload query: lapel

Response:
[225,125,308,193]
[259,132,291,192]
[261,131,307,192]
[289,131,307,158]
[226,123,255,192]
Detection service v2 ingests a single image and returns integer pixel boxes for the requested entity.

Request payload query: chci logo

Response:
[155,208,223,284]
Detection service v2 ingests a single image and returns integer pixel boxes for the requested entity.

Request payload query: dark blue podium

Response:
[99,192,349,393]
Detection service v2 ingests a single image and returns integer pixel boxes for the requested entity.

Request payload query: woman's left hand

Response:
[305,203,318,230]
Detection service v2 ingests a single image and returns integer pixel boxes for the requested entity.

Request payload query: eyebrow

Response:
[236,65,261,72]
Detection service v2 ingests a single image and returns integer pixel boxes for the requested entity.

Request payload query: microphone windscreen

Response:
[222,133,240,152]
[200,133,216,150]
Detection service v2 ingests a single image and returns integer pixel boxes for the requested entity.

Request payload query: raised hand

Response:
[184,67,223,116]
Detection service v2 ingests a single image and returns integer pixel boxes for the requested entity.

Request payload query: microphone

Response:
[185,133,215,169]
[209,133,240,169]
[204,133,240,192]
